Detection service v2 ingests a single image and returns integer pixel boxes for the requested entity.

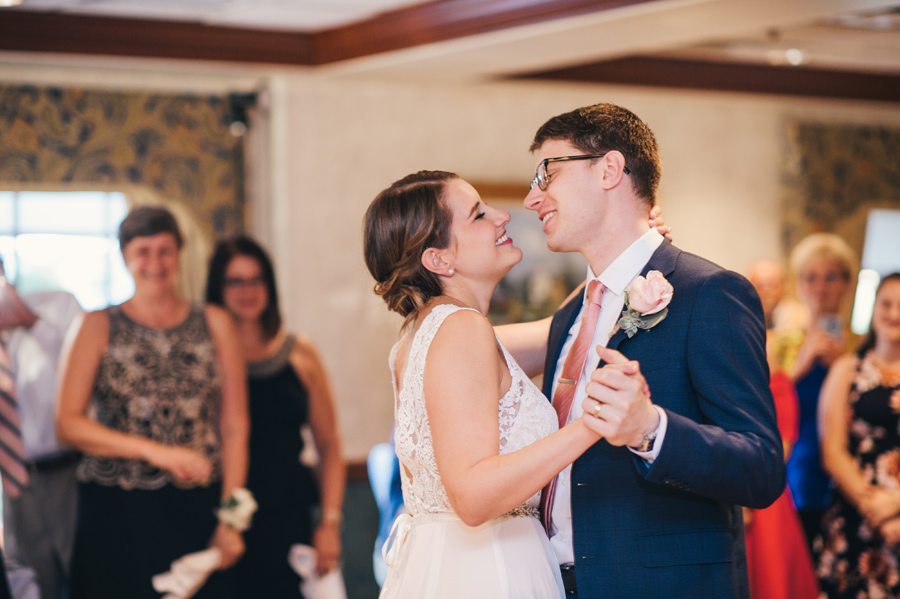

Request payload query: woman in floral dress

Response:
[818,272,900,598]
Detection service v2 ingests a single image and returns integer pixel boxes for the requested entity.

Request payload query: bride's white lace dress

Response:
[379,305,564,599]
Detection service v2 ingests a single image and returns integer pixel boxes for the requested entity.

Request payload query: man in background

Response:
[747,259,786,330]
[0,256,82,599]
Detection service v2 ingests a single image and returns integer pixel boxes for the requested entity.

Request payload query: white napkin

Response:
[288,544,347,599]
[151,548,222,599]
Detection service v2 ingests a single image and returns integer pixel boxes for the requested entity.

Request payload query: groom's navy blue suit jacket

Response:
[543,240,785,599]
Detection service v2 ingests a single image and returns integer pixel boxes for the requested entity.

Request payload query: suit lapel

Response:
[603,239,679,360]
[606,324,629,354]
[644,238,678,279]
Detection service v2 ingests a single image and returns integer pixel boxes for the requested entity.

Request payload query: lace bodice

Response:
[389,304,558,516]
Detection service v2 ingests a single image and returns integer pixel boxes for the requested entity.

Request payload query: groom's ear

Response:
[422,247,452,277]
[598,150,628,190]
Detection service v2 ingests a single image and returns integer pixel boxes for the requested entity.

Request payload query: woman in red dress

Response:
[744,368,819,599]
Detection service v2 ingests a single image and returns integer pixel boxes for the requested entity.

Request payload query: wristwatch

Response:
[633,429,658,453]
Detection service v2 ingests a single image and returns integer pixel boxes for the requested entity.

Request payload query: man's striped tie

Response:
[0,342,28,498]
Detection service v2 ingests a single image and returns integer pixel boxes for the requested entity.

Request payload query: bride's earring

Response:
[448,268,454,276]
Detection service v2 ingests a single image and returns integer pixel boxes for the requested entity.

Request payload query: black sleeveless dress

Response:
[234,335,319,598]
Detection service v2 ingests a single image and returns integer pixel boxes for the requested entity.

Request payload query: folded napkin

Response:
[152,548,222,599]
[288,544,347,599]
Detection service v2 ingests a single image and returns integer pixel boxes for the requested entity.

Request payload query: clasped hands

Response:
[580,346,659,449]
[151,444,213,484]
[856,486,900,545]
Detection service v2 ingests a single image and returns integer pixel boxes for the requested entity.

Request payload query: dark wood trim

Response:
[515,56,900,103]
[0,0,656,66]
[312,0,656,65]
[0,10,315,64]
[1,6,897,103]
[347,461,369,482]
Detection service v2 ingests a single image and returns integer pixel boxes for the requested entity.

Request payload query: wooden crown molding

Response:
[0,10,315,64]
[515,56,900,103]
[0,0,653,67]
[312,0,653,65]
[1,3,897,103]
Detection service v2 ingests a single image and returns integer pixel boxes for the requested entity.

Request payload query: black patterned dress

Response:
[69,304,233,599]
[816,351,900,599]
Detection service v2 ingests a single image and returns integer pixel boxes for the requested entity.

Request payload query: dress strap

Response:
[406,305,480,385]
[247,335,294,378]
[425,304,482,325]
[406,304,482,373]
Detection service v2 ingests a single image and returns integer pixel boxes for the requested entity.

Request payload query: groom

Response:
[526,104,784,598]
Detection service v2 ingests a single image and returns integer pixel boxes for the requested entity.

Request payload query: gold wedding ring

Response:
[592,403,603,419]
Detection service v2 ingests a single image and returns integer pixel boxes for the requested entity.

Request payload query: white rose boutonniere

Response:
[617,270,673,338]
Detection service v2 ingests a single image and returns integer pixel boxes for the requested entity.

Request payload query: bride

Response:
[363,171,615,598]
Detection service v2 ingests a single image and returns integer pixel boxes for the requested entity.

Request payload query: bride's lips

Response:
[495,232,512,246]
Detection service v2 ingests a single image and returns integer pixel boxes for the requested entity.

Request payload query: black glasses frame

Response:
[530,153,631,191]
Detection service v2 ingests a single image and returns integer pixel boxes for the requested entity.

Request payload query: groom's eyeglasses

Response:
[530,153,631,191]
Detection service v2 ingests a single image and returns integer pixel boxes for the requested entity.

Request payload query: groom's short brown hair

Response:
[530,103,661,206]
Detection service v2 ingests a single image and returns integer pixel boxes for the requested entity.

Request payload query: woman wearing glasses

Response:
[206,236,346,599]
[364,171,668,599]
[772,233,857,550]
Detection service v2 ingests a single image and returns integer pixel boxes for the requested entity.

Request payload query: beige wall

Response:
[263,74,900,459]
[4,59,900,460]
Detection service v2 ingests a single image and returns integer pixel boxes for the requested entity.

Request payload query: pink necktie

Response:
[540,280,605,535]
[0,342,29,498]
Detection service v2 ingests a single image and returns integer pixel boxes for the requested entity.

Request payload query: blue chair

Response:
[367,442,404,586]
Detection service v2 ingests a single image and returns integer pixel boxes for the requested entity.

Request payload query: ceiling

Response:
[0,0,898,101]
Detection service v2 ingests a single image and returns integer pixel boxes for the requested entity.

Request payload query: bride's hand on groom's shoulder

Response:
[649,206,673,242]
[581,347,659,448]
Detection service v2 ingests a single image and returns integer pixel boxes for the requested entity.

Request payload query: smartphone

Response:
[818,315,844,339]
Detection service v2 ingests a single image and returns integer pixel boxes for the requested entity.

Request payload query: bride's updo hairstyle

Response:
[364,170,458,322]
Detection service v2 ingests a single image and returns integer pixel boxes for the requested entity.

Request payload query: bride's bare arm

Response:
[426,310,598,527]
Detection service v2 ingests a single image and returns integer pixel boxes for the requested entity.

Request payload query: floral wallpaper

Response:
[782,121,900,259]
[0,85,245,237]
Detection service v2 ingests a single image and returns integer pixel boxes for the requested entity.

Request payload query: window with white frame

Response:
[0,190,133,311]
[851,208,900,335]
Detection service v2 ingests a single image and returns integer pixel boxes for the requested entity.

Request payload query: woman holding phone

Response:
[773,233,857,550]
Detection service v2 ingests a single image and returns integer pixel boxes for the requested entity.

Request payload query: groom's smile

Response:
[525,139,607,257]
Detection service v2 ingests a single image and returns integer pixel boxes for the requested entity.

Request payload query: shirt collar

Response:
[586,228,664,298]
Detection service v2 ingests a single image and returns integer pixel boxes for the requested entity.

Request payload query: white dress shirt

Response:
[549,228,669,565]
[2,291,82,460]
